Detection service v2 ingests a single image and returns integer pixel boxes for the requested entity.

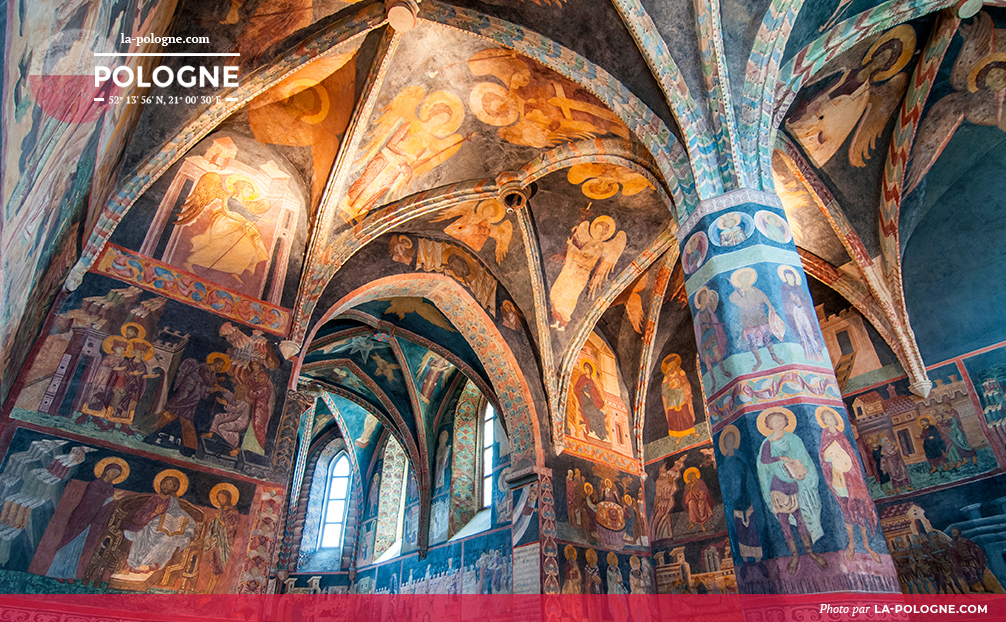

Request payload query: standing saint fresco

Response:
[718,425,763,564]
[46,458,129,580]
[650,454,687,541]
[756,407,827,574]
[918,415,949,473]
[549,215,626,331]
[728,268,786,373]
[693,287,731,389]
[816,407,881,563]
[778,266,825,361]
[683,467,714,531]
[567,360,608,441]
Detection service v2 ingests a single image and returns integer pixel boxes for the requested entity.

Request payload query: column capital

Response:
[679,188,783,237]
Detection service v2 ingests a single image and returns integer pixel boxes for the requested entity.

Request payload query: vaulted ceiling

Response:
[4,0,1005,414]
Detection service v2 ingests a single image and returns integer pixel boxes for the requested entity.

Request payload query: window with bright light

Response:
[482,403,495,508]
[319,454,351,549]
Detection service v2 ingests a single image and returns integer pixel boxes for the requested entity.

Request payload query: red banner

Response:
[1,594,1005,622]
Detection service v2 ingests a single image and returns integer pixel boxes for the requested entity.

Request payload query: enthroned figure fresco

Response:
[564,332,633,464]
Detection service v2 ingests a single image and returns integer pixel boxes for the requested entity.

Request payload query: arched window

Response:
[482,402,495,508]
[319,454,351,549]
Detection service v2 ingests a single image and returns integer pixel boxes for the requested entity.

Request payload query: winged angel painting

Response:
[786,25,916,169]
[905,12,1006,195]
[340,87,467,222]
[432,198,512,263]
[550,215,626,331]
[174,173,271,281]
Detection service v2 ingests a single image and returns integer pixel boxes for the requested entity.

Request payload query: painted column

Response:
[678,189,900,593]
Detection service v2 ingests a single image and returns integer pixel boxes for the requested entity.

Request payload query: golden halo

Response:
[815,406,845,432]
[589,216,617,241]
[863,25,915,82]
[694,286,711,311]
[210,483,240,508]
[224,174,261,200]
[475,198,506,223]
[102,335,129,355]
[719,424,741,455]
[718,212,741,228]
[153,469,189,496]
[206,352,232,373]
[94,457,130,484]
[120,322,146,340]
[607,551,618,566]
[777,264,802,286]
[730,267,758,288]
[469,81,519,127]
[630,555,640,569]
[583,482,594,495]
[564,544,577,561]
[581,359,598,378]
[968,53,1006,93]
[420,90,465,138]
[585,549,598,565]
[286,80,330,124]
[394,234,414,249]
[756,407,797,437]
[683,467,700,483]
[661,353,682,374]
[917,415,935,428]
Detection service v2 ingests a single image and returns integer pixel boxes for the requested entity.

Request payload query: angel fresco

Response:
[172,173,273,283]
[549,215,626,331]
[339,86,466,223]
[566,163,653,200]
[468,48,629,148]
[432,199,512,263]
[786,25,916,169]
[905,12,1006,195]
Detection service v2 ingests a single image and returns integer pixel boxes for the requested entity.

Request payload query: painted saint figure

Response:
[728,268,785,372]
[778,266,825,361]
[718,425,763,564]
[549,215,626,331]
[147,354,228,457]
[816,407,882,562]
[918,416,949,473]
[122,472,196,573]
[203,484,240,592]
[46,458,128,580]
[584,548,604,594]
[203,385,252,457]
[938,405,977,468]
[432,199,512,263]
[434,430,451,491]
[569,360,608,441]
[661,354,697,438]
[683,467,714,532]
[756,408,827,574]
[880,435,912,493]
[651,455,687,541]
[692,287,731,389]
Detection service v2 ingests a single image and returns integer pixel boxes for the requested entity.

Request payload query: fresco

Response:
[564,332,636,470]
[845,363,998,500]
[644,445,725,546]
[0,0,178,401]
[12,273,292,481]
[643,284,709,461]
[652,536,736,594]
[112,130,309,309]
[0,427,257,593]
[782,19,931,256]
[553,455,648,554]
[876,473,1006,594]
[557,543,653,596]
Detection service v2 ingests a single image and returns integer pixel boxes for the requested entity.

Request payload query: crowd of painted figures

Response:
[890,529,1004,594]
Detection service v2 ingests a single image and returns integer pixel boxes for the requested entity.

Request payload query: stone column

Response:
[679,189,900,593]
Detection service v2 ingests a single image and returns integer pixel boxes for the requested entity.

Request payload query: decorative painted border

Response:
[707,367,846,430]
[91,243,292,336]
[678,188,783,237]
